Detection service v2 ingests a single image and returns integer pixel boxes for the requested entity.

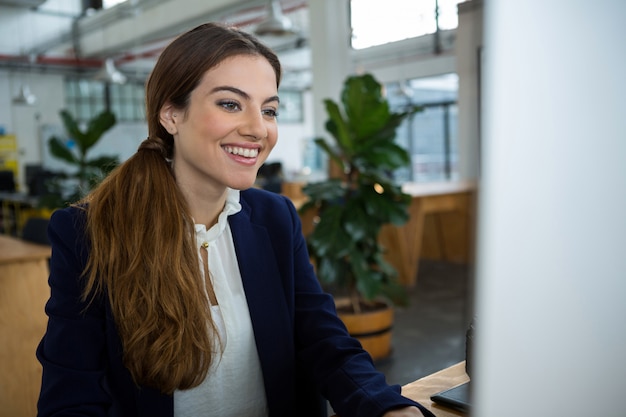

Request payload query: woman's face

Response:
[161,54,279,194]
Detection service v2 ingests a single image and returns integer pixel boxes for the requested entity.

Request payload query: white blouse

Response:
[174,189,268,417]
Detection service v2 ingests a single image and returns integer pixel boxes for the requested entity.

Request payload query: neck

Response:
[178,183,228,229]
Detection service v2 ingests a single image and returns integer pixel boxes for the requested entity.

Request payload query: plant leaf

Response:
[308,205,351,257]
[302,73,418,307]
[342,200,374,241]
[342,74,391,139]
[82,110,116,154]
[301,178,345,203]
[324,99,353,152]
[313,138,345,173]
[48,136,79,165]
[85,155,119,171]
[356,141,411,171]
[59,110,83,144]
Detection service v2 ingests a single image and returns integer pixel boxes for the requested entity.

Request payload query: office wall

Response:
[0,69,314,189]
[0,70,150,191]
[475,1,626,416]
[0,72,66,191]
[268,89,315,179]
[0,1,477,189]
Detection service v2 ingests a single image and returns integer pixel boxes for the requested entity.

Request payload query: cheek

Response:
[187,109,231,138]
[200,115,231,137]
[267,126,279,150]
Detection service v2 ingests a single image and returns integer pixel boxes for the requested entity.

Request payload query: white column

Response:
[475,1,626,417]
[307,0,352,144]
[455,0,483,181]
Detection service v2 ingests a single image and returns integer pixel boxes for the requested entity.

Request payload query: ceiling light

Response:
[254,0,298,37]
[93,58,127,84]
[13,84,37,106]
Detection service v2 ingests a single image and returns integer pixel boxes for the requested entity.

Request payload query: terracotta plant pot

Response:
[335,298,394,361]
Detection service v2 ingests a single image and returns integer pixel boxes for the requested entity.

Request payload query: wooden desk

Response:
[0,235,51,417]
[401,361,470,417]
[295,181,476,287]
[380,181,476,286]
[331,362,469,417]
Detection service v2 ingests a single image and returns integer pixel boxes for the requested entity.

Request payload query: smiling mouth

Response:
[223,146,259,158]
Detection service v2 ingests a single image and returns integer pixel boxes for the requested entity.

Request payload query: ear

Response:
[159,103,179,135]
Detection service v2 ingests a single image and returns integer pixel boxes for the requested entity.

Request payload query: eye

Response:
[218,100,241,112]
[262,108,279,119]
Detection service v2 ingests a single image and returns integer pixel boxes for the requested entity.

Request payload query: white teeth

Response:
[224,146,259,158]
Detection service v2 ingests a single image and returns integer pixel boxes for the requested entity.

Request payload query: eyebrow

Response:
[210,85,280,104]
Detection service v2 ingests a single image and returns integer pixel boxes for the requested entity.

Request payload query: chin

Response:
[226,167,264,191]
[228,179,257,191]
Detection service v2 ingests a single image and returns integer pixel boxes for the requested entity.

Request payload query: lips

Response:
[223,145,259,158]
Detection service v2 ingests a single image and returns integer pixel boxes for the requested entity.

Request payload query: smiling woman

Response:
[35,22,432,417]
[159,54,280,221]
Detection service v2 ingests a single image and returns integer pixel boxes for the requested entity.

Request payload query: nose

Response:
[240,109,268,141]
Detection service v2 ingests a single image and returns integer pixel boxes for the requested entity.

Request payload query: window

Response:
[65,80,106,122]
[386,74,459,183]
[109,83,145,122]
[102,0,126,8]
[277,89,304,123]
[350,0,465,49]
[64,79,145,123]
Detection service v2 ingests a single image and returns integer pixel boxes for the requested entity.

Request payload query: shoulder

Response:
[48,206,90,261]
[240,188,295,215]
[238,188,300,230]
[49,205,87,235]
[240,187,288,204]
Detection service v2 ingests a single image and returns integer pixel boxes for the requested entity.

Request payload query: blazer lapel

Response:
[229,202,296,416]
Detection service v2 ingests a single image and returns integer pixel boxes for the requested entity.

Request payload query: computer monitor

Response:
[0,170,16,192]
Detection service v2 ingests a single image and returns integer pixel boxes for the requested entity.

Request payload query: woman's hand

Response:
[382,406,426,416]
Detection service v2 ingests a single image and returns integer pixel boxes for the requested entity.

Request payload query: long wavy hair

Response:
[79,22,281,394]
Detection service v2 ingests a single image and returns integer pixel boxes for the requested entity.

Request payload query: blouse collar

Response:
[194,188,242,243]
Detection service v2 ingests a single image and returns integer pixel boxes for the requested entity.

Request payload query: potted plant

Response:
[300,73,421,360]
[38,109,119,211]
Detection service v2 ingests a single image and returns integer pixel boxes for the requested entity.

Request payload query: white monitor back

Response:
[474,1,626,416]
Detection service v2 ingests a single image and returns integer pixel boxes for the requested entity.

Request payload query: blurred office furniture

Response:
[281,180,307,208]
[0,135,19,189]
[401,362,469,417]
[0,166,58,235]
[380,181,476,287]
[257,162,284,194]
[25,164,46,197]
[0,170,16,192]
[0,234,51,417]
[0,192,40,236]
[331,361,469,417]
[295,180,476,286]
[21,217,50,245]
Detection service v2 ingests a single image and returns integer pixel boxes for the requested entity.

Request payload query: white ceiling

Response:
[0,0,312,88]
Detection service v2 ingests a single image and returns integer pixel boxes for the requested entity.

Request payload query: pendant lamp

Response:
[254,0,298,37]
[12,84,37,105]
[94,58,127,84]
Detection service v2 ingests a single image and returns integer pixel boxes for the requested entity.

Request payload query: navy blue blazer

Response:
[37,188,433,417]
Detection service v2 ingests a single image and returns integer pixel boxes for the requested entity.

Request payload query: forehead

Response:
[198,55,278,93]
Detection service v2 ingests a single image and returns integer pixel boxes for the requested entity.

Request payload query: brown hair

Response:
[80,22,281,394]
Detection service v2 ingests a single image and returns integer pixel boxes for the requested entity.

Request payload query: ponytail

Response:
[80,136,218,394]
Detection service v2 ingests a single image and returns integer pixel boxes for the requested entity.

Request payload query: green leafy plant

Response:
[42,109,119,208]
[300,73,421,313]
